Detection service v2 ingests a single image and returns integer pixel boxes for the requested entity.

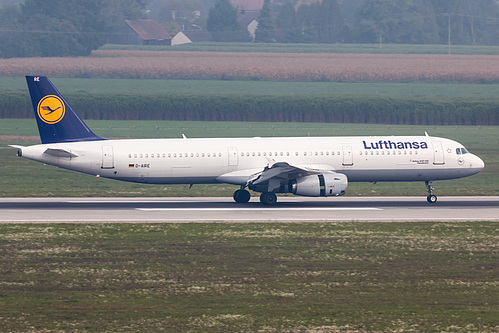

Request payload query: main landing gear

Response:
[426,180,437,203]
[259,192,277,205]
[233,187,251,203]
[233,187,278,205]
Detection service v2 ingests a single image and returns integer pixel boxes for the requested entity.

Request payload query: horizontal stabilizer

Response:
[44,148,78,158]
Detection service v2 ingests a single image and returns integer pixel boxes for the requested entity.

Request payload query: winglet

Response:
[26,76,104,144]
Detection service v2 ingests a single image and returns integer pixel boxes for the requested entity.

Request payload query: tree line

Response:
[0,0,498,58]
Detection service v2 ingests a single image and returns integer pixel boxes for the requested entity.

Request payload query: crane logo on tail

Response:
[37,95,65,124]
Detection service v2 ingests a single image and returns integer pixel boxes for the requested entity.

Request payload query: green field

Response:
[2,76,498,98]
[100,42,499,55]
[1,120,497,197]
[0,222,497,332]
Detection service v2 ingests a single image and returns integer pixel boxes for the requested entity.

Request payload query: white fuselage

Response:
[18,135,484,185]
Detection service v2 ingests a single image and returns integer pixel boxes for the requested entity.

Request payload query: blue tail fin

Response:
[26,76,104,144]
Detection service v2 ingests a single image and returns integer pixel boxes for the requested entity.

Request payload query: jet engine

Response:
[289,173,347,197]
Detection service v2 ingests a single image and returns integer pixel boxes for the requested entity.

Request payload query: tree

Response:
[100,0,146,36]
[255,0,274,42]
[295,0,348,43]
[296,1,320,43]
[207,0,248,41]
[276,2,301,43]
[0,0,146,58]
[353,0,430,44]
[317,0,346,43]
[155,0,205,34]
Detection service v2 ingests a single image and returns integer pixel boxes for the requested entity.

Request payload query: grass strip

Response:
[0,222,497,332]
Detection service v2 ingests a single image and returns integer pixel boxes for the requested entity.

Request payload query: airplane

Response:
[11,76,484,205]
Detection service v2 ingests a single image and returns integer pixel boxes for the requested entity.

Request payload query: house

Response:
[172,31,212,46]
[238,11,260,41]
[109,19,172,46]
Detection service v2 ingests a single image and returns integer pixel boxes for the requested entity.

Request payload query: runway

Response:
[0,196,498,223]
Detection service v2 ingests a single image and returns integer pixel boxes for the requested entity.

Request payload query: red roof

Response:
[125,19,172,41]
[231,0,267,11]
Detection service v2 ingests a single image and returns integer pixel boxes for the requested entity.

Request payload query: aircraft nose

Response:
[475,155,485,170]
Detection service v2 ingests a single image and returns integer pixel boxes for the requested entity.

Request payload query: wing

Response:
[247,161,336,187]
[216,158,335,191]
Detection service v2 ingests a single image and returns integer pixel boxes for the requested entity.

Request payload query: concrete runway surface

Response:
[0,196,498,223]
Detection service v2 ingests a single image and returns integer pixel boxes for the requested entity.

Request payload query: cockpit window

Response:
[456,148,469,155]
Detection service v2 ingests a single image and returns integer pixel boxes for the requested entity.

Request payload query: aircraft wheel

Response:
[260,192,277,205]
[427,194,437,204]
[233,189,251,203]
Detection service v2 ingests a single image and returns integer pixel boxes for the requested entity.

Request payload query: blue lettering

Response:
[362,140,429,150]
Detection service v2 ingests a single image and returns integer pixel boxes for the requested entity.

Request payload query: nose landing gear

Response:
[426,180,437,203]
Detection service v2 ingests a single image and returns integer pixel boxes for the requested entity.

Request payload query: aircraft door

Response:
[342,146,353,166]
[101,145,114,169]
[432,142,445,165]
[228,147,238,166]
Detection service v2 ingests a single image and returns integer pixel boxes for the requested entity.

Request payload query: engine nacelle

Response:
[289,173,347,197]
